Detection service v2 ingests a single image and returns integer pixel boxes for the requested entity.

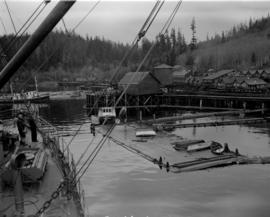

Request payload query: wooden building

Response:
[203,69,235,86]
[152,64,173,86]
[118,71,161,95]
[171,68,191,85]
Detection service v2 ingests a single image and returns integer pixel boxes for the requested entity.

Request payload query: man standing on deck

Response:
[28,115,38,142]
[16,112,26,146]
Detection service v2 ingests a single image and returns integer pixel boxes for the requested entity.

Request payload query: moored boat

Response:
[187,141,212,152]
[98,106,116,124]
[136,128,157,137]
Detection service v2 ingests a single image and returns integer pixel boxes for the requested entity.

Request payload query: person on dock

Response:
[90,123,96,136]
[16,112,26,146]
[166,162,170,172]
[223,143,230,153]
[158,156,163,169]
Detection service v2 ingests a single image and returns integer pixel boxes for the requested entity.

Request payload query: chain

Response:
[34,181,65,216]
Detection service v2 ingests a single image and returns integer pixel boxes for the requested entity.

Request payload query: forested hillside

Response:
[178,15,270,72]
[0,28,186,84]
[1,14,270,86]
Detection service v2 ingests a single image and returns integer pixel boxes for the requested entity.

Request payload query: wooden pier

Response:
[86,91,270,112]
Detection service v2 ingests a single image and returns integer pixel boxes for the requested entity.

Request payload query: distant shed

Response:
[203,69,235,85]
[172,69,191,85]
[152,64,173,86]
[118,71,161,95]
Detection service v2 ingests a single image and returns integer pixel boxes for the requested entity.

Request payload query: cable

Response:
[114,0,183,108]
[2,1,48,57]
[4,0,17,33]
[0,15,7,35]
[72,0,101,31]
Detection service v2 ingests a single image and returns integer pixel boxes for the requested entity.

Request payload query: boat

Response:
[0,1,85,217]
[210,141,224,155]
[135,128,157,137]
[172,139,205,151]
[97,106,116,124]
[187,141,212,152]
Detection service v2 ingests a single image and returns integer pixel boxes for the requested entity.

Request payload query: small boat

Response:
[135,128,156,137]
[98,106,116,124]
[0,91,50,104]
[210,141,224,155]
[187,141,212,152]
[172,139,205,151]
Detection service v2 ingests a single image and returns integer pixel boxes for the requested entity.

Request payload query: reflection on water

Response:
[38,100,270,217]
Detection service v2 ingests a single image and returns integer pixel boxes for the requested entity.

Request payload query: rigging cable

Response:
[109,0,164,84]
[1,1,49,57]
[0,15,7,35]
[114,0,183,108]
[74,0,166,178]
[4,0,17,33]
[72,0,101,31]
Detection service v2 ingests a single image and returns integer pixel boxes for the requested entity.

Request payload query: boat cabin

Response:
[98,107,116,124]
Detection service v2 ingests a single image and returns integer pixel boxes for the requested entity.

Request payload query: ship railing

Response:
[35,115,86,216]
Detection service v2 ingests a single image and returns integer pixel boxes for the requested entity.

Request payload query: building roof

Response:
[173,69,189,77]
[245,78,267,86]
[235,76,246,83]
[118,71,159,85]
[154,63,173,69]
[223,77,235,84]
[172,65,186,71]
[203,69,234,80]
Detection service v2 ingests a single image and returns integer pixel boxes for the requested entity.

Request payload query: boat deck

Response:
[0,126,84,217]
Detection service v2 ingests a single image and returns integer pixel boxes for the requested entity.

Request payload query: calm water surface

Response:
[39,99,270,217]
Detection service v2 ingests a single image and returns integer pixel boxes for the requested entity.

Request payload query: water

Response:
[39,99,270,217]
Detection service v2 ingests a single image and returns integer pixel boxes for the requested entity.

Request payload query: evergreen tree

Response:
[190,17,197,50]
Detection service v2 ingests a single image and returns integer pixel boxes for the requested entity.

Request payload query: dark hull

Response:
[0,95,50,104]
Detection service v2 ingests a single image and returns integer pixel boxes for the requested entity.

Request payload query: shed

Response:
[172,69,191,85]
[153,64,173,86]
[118,71,161,95]
[244,78,267,90]
[203,69,235,85]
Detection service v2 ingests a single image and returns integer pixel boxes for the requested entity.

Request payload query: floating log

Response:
[144,109,266,124]
[156,117,269,129]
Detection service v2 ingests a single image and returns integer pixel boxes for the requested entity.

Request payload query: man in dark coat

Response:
[16,113,26,146]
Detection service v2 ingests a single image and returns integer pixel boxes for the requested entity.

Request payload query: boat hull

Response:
[0,95,50,104]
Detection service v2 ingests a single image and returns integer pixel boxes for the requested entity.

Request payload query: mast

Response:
[0,1,76,89]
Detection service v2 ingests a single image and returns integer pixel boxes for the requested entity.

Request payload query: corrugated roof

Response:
[154,63,172,69]
[119,71,150,85]
[204,69,234,80]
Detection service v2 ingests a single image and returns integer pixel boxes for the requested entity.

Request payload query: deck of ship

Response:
[0,124,84,217]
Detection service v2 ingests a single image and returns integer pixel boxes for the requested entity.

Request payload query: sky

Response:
[0,1,270,44]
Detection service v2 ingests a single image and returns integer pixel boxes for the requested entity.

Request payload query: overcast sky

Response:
[0,1,270,44]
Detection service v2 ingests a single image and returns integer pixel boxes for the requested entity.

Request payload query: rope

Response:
[4,0,17,33]
[72,0,101,31]
[73,124,116,185]
[75,136,95,167]
[114,0,183,108]
[2,1,48,57]
[109,0,164,84]
[0,15,7,34]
